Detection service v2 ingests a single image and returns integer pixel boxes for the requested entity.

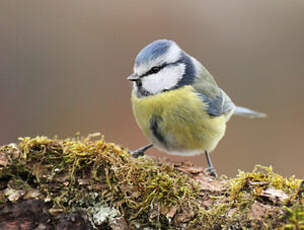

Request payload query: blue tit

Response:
[127,39,266,177]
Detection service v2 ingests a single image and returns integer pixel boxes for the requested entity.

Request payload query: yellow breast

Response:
[131,85,226,155]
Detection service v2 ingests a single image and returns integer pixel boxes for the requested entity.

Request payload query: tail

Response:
[233,106,267,118]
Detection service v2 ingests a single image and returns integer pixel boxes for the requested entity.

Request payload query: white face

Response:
[133,43,186,96]
[134,64,185,95]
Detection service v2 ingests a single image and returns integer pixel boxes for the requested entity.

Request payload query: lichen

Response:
[89,202,120,226]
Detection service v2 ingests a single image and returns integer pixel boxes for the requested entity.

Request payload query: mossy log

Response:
[0,134,303,229]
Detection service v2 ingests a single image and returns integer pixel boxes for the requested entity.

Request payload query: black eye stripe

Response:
[140,63,167,78]
[139,59,183,79]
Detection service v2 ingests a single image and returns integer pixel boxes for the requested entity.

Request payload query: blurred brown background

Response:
[1,1,303,177]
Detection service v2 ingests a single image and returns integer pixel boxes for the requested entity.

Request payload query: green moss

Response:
[190,165,303,229]
[282,204,304,230]
[0,134,303,229]
[1,134,201,228]
[229,165,301,199]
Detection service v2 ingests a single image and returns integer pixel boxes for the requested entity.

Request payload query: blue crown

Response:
[135,39,173,66]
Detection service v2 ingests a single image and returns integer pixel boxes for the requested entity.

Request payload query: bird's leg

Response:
[204,151,217,178]
[130,144,153,158]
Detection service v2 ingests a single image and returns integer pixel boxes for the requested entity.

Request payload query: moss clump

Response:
[190,166,303,229]
[229,165,301,198]
[0,134,303,229]
[0,134,200,229]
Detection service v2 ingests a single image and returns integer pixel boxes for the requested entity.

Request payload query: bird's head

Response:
[128,39,198,97]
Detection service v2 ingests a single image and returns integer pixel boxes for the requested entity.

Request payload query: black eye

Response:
[150,66,161,74]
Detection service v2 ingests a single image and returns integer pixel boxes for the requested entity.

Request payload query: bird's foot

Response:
[204,167,218,178]
[129,144,153,158]
[130,149,145,158]
[204,151,217,178]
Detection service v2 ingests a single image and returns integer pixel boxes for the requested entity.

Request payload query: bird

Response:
[127,39,266,177]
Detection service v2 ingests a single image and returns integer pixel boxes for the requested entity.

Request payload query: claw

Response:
[205,167,218,178]
[130,150,145,158]
[129,144,153,158]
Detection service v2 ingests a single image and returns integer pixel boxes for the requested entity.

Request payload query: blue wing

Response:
[197,89,235,117]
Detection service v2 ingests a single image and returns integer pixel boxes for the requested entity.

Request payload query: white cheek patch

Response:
[142,63,185,95]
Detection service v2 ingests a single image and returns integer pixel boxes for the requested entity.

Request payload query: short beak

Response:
[127,73,139,81]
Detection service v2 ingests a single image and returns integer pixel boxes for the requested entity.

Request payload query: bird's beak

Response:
[127,73,139,81]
